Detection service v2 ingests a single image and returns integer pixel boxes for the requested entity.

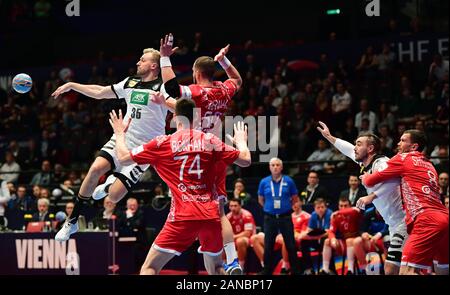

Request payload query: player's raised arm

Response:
[214,44,242,89]
[317,121,357,162]
[159,34,181,98]
[52,82,116,99]
[108,109,134,166]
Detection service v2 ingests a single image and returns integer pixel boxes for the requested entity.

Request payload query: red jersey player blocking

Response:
[320,197,363,275]
[156,33,244,274]
[226,198,256,272]
[109,99,251,275]
[362,130,449,275]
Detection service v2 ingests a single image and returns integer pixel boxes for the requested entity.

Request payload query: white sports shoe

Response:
[92,175,116,200]
[55,220,79,242]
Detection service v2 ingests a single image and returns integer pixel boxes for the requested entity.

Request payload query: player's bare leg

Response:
[203,254,226,275]
[106,179,129,203]
[346,238,356,274]
[353,237,369,273]
[235,237,249,270]
[320,238,332,274]
[56,157,111,241]
[250,234,264,267]
[140,246,175,275]
[384,261,400,275]
[399,265,422,275]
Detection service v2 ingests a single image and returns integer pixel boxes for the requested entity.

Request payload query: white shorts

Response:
[99,136,149,191]
[385,221,408,266]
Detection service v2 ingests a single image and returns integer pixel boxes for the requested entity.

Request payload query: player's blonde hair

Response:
[142,48,161,65]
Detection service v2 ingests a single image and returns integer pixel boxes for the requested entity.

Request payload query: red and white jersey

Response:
[292,211,311,233]
[329,207,362,240]
[130,129,240,222]
[364,151,447,226]
[226,208,256,235]
[179,80,238,135]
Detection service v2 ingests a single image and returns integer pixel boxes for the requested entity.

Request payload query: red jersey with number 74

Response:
[179,80,238,135]
[130,129,240,222]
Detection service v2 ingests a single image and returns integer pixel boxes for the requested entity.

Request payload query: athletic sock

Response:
[223,242,238,265]
[69,194,89,224]
[322,246,332,272]
[347,246,355,273]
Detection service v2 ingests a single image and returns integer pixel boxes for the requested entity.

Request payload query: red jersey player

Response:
[226,198,256,271]
[362,130,449,275]
[157,33,244,274]
[108,99,251,275]
[320,197,362,275]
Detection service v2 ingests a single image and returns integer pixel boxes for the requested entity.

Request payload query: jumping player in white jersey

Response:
[155,34,244,274]
[51,48,169,241]
[317,121,407,275]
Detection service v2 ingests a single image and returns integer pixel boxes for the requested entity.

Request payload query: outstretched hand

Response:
[214,44,230,62]
[160,33,179,57]
[226,121,247,146]
[51,82,72,99]
[150,91,166,105]
[109,109,131,135]
[316,121,331,138]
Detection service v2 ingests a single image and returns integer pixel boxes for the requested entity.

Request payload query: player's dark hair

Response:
[357,132,381,153]
[229,198,241,205]
[194,56,215,79]
[175,98,195,123]
[404,129,427,152]
[338,195,350,203]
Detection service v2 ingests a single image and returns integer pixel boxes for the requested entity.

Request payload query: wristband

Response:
[160,56,172,68]
[218,56,231,70]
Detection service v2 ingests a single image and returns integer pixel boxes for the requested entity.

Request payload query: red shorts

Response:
[153,219,223,256]
[402,210,449,271]
[214,161,227,199]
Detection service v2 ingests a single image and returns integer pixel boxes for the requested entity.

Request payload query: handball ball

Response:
[55,211,67,222]
[12,73,33,94]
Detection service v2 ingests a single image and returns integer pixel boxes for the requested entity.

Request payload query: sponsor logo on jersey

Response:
[130,91,149,105]
[128,80,138,88]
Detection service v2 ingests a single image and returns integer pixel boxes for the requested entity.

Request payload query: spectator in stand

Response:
[377,103,396,133]
[323,147,348,175]
[19,138,42,170]
[0,151,21,184]
[230,178,252,206]
[93,196,122,229]
[339,175,367,206]
[433,147,449,174]
[39,188,50,199]
[377,43,396,81]
[314,90,332,126]
[356,45,378,81]
[226,198,256,271]
[119,197,144,239]
[0,178,11,228]
[298,198,332,275]
[439,172,449,202]
[397,88,420,124]
[300,171,329,205]
[355,99,378,133]
[30,160,53,186]
[287,102,312,160]
[32,185,41,200]
[31,198,52,222]
[331,83,352,131]
[306,139,333,172]
[341,116,358,143]
[8,185,36,213]
[428,53,449,84]
[378,124,394,150]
